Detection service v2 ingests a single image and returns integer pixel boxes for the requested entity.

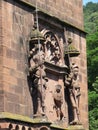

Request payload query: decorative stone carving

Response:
[28,26,82,126]
[65,63,81,125]
[28,27,48,116]
[43,31,62,66]
[65,38,80,57]
[53,84,64,120]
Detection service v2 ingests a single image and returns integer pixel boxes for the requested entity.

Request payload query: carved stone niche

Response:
[28,23,68,124]
[38,29,68,123]
[41,30,65,67]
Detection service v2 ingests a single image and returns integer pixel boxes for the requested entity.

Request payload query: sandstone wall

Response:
[20,0,84,30]
[0,0,88,129]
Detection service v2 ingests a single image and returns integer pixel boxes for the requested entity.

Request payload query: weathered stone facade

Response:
[0,0,88,130]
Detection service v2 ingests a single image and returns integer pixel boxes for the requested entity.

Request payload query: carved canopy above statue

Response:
[41,30,63,66]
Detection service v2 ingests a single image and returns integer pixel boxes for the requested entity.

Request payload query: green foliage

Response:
[84,2,98,34]
[89,91,98,111]
[89,114,98,130]
[88,77,98,130]
[87,32,98,89]
[89,86,98,130]
[83,2,98,130]
[92,77,98,93]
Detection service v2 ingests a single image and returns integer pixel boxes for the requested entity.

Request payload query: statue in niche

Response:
[44,32,62,66]
[28,42,48,116]
[65,63,81,125]
[53,84,64,120]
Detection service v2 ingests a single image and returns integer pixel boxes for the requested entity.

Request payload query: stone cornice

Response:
[15,0,87,34]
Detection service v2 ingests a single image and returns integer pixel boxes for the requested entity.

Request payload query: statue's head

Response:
[71,63,79,76]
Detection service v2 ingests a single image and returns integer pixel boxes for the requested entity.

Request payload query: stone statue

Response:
[50,46,61,65]
[29,43,48,116]
[53,84,64,120]
[65,63,81,125]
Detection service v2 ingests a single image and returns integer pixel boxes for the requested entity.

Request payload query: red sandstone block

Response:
[3,75,17,86]
[15,85,23,94]
[0,95,4,112]
[3,57,17,69]
[5,92,19,103]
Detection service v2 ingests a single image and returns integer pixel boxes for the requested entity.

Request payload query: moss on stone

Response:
[50,124,68,130]
[0,112,34,123]
[67,125,85,130]
[0,112,51,125]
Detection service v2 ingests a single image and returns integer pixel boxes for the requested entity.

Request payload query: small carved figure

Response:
[29,43,48,116]
[45,41,52,61]
[65,63,81,125]
[53,84,64,120]
[50,46,61,65]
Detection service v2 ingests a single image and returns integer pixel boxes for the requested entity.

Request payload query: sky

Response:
[83,0,98,5]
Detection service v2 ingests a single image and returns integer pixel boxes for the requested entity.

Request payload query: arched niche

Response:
[41,29,64,66]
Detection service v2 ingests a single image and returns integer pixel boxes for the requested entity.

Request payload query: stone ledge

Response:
[0,113,86,130]
[68,125,85,130]
[50,123,68,130]
[0,112,33,123]
[0,112,51,125]
[44,61,68,75]
[16,0,87,34]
